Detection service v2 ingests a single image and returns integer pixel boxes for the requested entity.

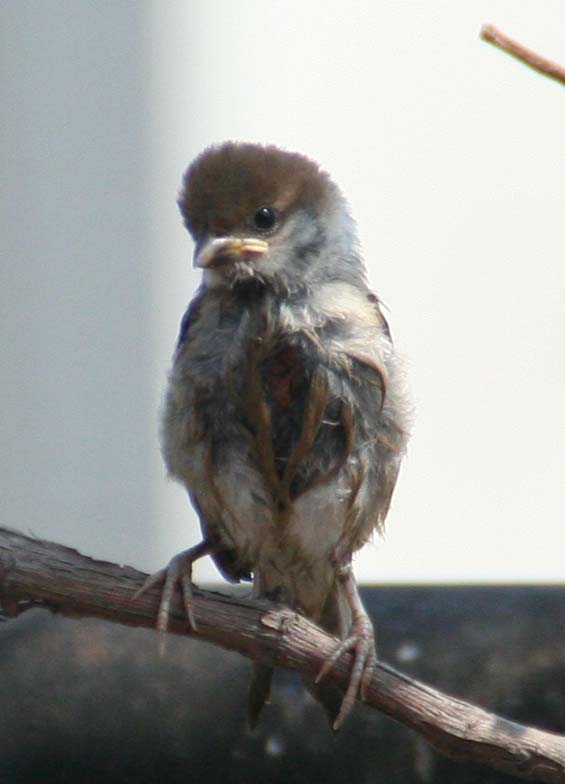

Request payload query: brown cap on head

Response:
[178,142,336,240]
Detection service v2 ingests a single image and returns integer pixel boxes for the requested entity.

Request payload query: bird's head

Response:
[178,142,364,295]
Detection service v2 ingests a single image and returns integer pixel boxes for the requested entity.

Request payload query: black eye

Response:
[254,206,277,231]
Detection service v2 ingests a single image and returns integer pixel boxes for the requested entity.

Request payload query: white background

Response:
[2,2,564,584]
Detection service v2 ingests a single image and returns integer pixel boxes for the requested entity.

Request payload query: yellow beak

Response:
[194,236,269,269]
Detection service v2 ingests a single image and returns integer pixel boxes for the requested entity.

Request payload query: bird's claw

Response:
[134,544,208,649]
[316,614,377,730]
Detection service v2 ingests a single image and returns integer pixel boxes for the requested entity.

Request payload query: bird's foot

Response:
[316,562,377,729]
[316,612,377,730]
[133,540,211,646]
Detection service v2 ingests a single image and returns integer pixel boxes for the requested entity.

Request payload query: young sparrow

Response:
[139,142,411,729]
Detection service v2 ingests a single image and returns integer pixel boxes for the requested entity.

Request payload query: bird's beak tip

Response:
[194,236,269,269]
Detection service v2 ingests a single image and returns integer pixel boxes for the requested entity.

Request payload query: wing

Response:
[257,289,406,551]
[344,291,407,541]
[189,491,252,583]
[169,290,253,583]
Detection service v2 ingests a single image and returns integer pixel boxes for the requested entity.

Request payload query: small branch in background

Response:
[481,24,565,86]
[1,527,565,782]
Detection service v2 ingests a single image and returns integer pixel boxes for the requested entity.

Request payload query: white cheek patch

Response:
[267,210,323,273]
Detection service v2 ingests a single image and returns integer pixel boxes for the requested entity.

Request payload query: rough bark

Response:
[1,527,564,783]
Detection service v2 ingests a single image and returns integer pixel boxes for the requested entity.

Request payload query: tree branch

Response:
[1,527,564,783]
[481,24,565,86]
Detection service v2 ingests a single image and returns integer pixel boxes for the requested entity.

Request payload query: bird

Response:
[137,141,411,730]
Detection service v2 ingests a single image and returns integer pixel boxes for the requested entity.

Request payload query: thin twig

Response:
[481,24,565,86]
[1,526,565,783]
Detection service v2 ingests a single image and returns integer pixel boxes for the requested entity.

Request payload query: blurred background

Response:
[2,1,565,585]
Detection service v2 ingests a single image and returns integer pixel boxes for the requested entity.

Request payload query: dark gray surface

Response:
[2,586,564,783]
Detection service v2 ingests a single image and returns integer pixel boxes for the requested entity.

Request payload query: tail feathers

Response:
[248,665,343,731]
[248,576,350,729]
[247,663,273,729]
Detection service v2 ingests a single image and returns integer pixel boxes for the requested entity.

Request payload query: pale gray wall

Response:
[1,2,158,569]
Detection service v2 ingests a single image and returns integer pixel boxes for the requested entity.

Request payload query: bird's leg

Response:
[316,564,377,730]
[134,539,212,641]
